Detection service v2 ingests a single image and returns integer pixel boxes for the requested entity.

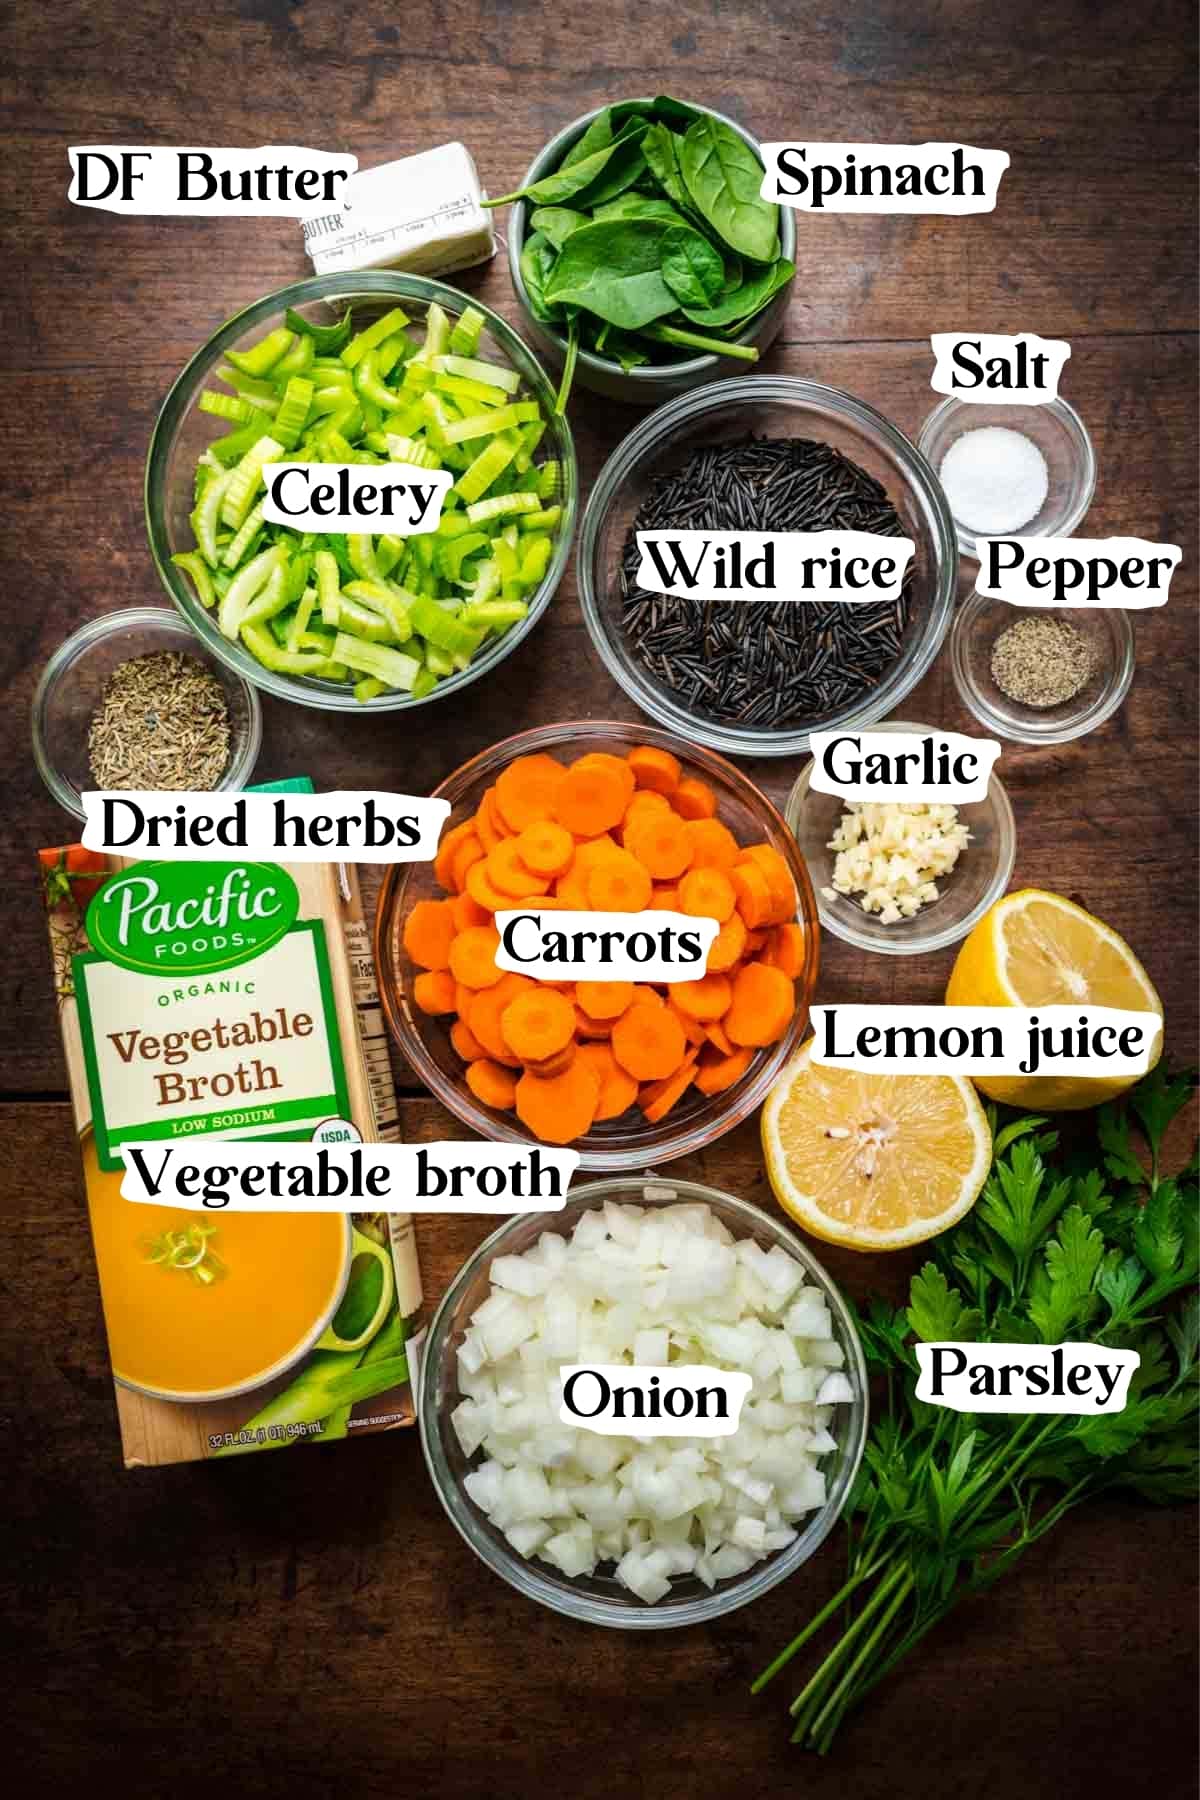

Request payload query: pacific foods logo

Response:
[85,862,300,976]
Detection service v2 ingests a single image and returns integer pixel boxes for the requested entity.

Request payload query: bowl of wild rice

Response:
[31,607,261,820]
[577,378,958,758]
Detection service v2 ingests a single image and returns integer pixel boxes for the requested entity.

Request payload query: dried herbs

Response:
[620,436,915,731]
[87,650,231,790]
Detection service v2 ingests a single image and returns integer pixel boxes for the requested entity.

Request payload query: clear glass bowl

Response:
[578,379,958,758]
[917,395,1095,562]
[785,720,1016,956]
[145,273,576,712]
[418,1176,868,1629]
[949,591,1134,746]
[375,720,820,1170]
[31,606,261,821]
[506,100,796,406]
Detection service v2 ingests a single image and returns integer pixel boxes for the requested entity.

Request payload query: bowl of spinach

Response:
[494,96,796,407]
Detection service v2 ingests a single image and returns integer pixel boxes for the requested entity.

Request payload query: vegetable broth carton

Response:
[39,781,422,1467]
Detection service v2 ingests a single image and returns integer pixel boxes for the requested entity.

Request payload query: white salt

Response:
[939,426,1049,534]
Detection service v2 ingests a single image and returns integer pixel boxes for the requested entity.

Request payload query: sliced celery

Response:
[434,354,521,394]
[226,327,295,377]
[454,435,517,504]
[272,378,315,449]
[190,469,233,567]
[171,551,216,608]
[314,549,340,626]
[332,633,420,690]
[241,621,337,677]
[448,306,485,356]
[220,435,284,529]
[342,308,410,368]
[465,491,541,526]
[222,500,267,570]
[218,545,287,639]
[354,677,387,703]
[520,505,563,533]
[441,401,540,445]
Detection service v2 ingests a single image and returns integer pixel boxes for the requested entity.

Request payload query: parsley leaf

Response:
[1131,1064,1197,1163]
[1134,1178,1185,1279]
[1027,1204,1105,1342]
[907,1265,982,1343]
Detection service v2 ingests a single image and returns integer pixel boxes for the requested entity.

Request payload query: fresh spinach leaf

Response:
[530,205,587,250]
[679,114,780,262]
[660,223,725,306]
[572,130,649,209]
[593,194,688,227]
[543,218,678,330]
[642,122,691,209]
[519,230,563,323]
[680,256,794,327]
[649,93,705,128]
[561,107,613,170]
[490,123,644,208]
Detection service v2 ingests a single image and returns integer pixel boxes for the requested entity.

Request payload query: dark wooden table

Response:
[3,4,1196,1795]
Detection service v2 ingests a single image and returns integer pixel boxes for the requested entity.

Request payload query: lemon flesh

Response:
[946,889,1162,1110]
[762,1042,992,1251]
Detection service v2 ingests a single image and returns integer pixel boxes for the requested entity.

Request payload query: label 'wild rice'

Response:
[619,436,915,730]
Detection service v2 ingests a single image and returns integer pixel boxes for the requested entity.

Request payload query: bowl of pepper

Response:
[949,594,1135,745]
[577,378,959,758]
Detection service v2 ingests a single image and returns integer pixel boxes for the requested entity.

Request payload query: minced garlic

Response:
[822,801,970,924]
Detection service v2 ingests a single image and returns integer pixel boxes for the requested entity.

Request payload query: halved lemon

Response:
[946,888,1163,1110]
[761,1041,992,1251]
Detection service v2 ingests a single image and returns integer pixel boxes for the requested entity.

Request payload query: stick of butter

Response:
[302,142,495,278]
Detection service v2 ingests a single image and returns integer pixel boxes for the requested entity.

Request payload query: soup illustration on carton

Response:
[39,814,422,1468]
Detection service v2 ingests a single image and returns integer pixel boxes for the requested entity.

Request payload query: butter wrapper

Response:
[303,141,495,278]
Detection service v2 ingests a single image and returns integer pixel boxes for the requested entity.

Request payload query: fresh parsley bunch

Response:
[754,1065,1198,1753]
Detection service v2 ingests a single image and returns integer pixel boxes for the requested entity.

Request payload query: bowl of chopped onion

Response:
[419,1177,867,1628]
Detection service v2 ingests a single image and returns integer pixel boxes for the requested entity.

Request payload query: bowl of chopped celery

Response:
[146,274,576,711]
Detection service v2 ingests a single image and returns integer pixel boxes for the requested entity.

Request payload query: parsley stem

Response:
[800,1570,914,1749]
[750,1554,886,1693]
[787,1561,908,1725]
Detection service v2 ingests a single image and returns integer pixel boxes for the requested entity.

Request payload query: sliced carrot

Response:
[466,858,521,913]
[572,751,636,808]
[705,1019,734,1056]
[764,921,806,979]
[623,809,692,880]
[515,819,574,878]
[469,974,532,1065]
[739,843,796,924]
[678,866,736,923]
[554,760,629,836]
[475,793,505,854]
[577,979,634,1021]
[575,1007,613,1040]
[448,924,503,990]
[705,909,747,973]
[403,898,457,971]
[454,979,475,1016]
[693,1045,754,1095]
[452,892,491,931]
[672,776,716,820]
[611,1002,687,1081]
[586,848,652,913]
[622,790,672,835]
[682,817,739,870]
[466,1058,518,1111]
[576,1042,639,1122]
[571,834,619,875]
[451,1017,487,1062]
[632,983,667,1008]
[500,987,575,1062]
[744,930,768,954]
[524,1039,578,1079]
[639,1049,699,1123]
[495,752,568,832]
[730,860,773,930]
[486,837,551,899]
[648,883,681,911]
[554,867,589,909]
[668,1001,707,1048]
[515,1061,602,1144]
[434,818,478,892]
[412,969,456,1015]
[627,744,681,796]
[725,960,795,1047]
[669,972,732,1022]
[450,834,485,893]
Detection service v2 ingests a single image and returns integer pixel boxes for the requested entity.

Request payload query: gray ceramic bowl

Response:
[506,100,796,405]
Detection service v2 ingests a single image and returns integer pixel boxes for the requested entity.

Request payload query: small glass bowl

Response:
[785,720,1016,956]
[145,273,576,713]
[375,720,820,1171]
[507,99,795,406]
[578,378,958,758]
[418,1176,868,1629]
[31,606,261,821]
[949,592,1135,746]
[917,396,1096,562]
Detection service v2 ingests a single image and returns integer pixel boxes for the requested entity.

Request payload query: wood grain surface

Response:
[1,1,1196,1794]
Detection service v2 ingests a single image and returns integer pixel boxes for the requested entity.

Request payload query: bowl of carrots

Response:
[375,722,820,1170]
